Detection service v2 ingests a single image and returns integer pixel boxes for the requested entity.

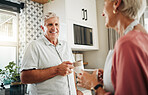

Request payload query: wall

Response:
[18,0,43,66]
[83,0,108,69]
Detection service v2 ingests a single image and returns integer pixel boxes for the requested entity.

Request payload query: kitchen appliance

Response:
[74,24,93,46]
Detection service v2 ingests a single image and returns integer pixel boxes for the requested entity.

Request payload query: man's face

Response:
[44,17,59,41]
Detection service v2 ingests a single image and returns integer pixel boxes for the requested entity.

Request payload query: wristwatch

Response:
[94,84,103,90]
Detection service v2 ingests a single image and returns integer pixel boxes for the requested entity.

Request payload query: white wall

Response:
[83,0,108,69]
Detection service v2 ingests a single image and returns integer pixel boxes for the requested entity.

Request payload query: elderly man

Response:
[21,12,77,95]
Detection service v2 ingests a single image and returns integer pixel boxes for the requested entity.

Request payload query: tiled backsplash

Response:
[18,0,43,66]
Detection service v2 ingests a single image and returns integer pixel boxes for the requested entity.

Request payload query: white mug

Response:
[73,60,84,73]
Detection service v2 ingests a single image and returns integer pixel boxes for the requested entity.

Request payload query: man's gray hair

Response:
[113,0,147,20]
[41,12,59,26]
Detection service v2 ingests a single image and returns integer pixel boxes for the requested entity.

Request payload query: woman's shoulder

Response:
[115,30,148,50]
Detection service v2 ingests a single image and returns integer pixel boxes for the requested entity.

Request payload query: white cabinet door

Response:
[66,0,97,27]
[82,0,97,26]
[44,0,66,19]
[66,0,84,22]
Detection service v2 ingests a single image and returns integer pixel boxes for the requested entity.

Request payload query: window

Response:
[0,9,18,70]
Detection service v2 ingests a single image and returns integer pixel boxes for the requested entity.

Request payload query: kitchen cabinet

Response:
[44,0,98,51]
[66,0,97,27]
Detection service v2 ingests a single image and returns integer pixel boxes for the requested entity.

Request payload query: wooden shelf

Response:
[31,0,49,4]
[83,62,88,65]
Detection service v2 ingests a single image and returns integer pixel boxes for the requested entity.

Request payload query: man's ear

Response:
[114,0,122,10]
[40,25,45,32]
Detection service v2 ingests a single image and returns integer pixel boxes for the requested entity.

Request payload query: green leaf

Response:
[0,61,20,82]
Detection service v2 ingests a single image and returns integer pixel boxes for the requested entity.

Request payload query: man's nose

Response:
[51,25,56,30]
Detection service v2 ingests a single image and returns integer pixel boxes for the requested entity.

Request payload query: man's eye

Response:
[55,23,59,26]
[48,24,53,26]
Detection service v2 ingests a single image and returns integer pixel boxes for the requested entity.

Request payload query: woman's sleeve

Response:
[113,42,147,95]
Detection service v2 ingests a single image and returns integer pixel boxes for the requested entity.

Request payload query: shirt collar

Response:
[124,20,139,35]
[42,36,62,46]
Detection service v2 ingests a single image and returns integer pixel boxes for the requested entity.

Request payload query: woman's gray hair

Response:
[116,0,147,20]
[41,12,59,26]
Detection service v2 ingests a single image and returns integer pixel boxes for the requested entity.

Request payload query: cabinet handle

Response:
[82,9,85,20]
[85,10,87,21]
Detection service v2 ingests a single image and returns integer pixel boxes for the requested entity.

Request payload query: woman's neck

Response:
[114,14,134,36]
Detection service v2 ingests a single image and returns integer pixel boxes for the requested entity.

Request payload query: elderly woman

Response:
[77,0,148,95]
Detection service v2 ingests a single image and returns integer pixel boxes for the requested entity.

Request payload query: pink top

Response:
[111,30,148,95]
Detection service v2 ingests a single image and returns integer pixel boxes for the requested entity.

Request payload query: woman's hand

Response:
[77,70,99,90]
[98,69,104,84]
[77,89,83,95]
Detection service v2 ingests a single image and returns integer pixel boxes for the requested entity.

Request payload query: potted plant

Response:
[0,61,20,85]
[0,61,25,95]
